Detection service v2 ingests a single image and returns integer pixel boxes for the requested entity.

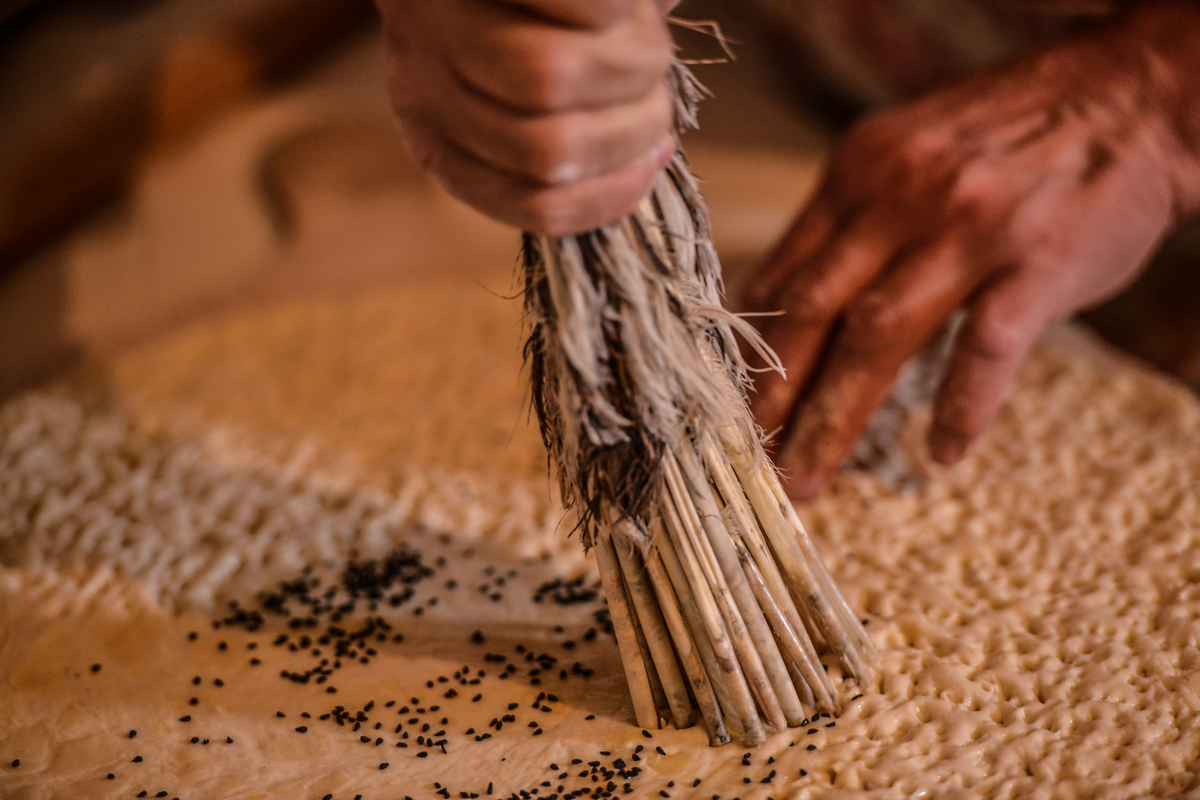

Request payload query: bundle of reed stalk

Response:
[520,59,874,747]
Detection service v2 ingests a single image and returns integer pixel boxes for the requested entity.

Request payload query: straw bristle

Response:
[521,60,874,745]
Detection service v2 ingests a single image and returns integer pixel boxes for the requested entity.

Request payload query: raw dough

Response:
[2,285,1199,800]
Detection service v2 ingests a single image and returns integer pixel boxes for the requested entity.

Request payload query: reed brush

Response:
[520,59,874,746]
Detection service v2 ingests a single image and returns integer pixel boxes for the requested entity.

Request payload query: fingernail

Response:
[929,429,965,465]
[792,470,827,500]
[778,461,825,500]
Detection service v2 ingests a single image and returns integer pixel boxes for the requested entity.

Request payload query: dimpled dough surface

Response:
[2,284,1199,800]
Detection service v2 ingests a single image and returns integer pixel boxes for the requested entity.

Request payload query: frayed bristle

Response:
[520,60,873,746]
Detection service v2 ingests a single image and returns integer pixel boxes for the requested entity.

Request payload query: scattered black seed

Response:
[192,676,201,685]
[129,730,137,739]
[418,752,428,758]
[807,744,817,751]
[296,726,308,733]
[189,698,198,706]
[655,747,666,756]
[132,756,143,763]
[380,762,389,770]
[693,779,701,787]
[227,737,234,743]
[10,760,18,767]
[641,730,652,739]
[472,693,482,702]
[90,663,102,673]
[214,678,224,687]
[187,632,198,641]
[179,716,191,722]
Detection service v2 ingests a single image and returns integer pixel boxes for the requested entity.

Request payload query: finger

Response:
[743,185,838,312]
[775,238,979,498]
[746,211,898,444]
[403,119,675,235]
[430,73,674,185]
[453,0,671,113]
[927,270,1050,464]
[496,0,640,29]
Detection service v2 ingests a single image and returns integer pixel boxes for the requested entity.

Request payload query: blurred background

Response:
[1,0,1197,401]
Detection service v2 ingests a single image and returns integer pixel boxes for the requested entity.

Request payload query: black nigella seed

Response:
[218,641,227,651]
[226,737,234,744]
[189,698,198,706]
[9,760,18,767]
[807,744,817,751]
[641,730,652,739]
[472,693,482,702]
[90,663,102,673]
[192,676,201,685]
[106,773,115,779]
[296,726,308,733]
[471,630,485,644]
[277,712,286,718]
[487,782,493,794]
[417,752,428,758]
[132,756,143,763]
[693,779,701,787]
[190,737,199,744]
[656,747,666,756]
[179,716,191,723]
[323,795,333,800]
[585,714,595,720]
[129,730,137,739]
[800,769,808,776]
[380,763,389,770]
[156,792,168,798]
[214,679,224,687]
[188,632,198,641]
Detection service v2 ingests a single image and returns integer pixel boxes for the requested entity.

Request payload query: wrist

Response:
[1104,1,1200,220]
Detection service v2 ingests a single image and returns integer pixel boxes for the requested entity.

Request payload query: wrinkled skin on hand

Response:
[376,0,677,237]
[744,2,1200,498]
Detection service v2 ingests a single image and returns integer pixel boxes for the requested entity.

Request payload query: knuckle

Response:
[948,163,1001,219]
[962,310,1026,363]
[780,281,838,327]
[510,41,579,112]
[521,117,580,184]
[842,293,905,342]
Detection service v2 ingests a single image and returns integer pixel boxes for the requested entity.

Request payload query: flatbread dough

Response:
[2,285,1199,800]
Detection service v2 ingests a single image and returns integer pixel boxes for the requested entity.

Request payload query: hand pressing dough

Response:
[2,284,1198,800]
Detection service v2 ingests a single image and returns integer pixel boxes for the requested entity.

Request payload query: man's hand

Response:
[376,0,676,237]
[745,2,1200,498]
